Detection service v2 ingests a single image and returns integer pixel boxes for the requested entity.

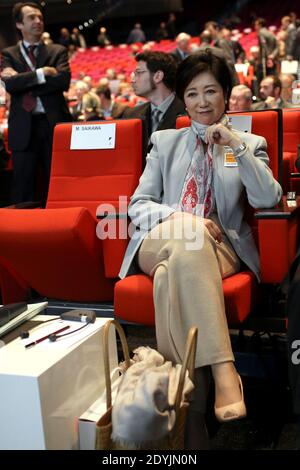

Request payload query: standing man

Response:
[254,18,278,79]
[123,51,185,165]
[1,2,72,205]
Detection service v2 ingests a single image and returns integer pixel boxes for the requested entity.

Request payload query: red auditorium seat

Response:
[282,108,300,193]
[114,111,299,331]
[0,119,142,303]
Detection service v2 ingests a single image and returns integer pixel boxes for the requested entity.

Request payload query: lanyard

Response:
[19,41,36,71]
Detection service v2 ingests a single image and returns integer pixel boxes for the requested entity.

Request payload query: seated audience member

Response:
[119,50,282,448]
[197,30,212,50]
[95,85,128,119]
[279,73,295,103]
[229,84,253,111]
[122,51,186,161]
[71,81,100,121]
[41,31,53,45]
[252,75,294,109]
[83,105,104,122]
[171,32,191,62]
[105,68,120,96]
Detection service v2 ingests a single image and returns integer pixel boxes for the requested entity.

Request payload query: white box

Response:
[0,316,118,449]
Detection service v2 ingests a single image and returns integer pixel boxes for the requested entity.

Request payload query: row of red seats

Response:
[70,33,258,82]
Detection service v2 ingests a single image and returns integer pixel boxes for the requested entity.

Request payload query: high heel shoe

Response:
[214,375,246,422]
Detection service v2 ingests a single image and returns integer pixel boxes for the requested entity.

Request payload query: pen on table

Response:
[25,325,70,349]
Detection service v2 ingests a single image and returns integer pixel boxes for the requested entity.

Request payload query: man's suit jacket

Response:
[251,98,294,110]
[111,101,129,119]
[2,42,72,151]
[170,48,188,63]
[123,96,186,166]
[119,126,282,279]
[258,28,279,59]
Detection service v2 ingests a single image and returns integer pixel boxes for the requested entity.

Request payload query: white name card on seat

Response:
[70,123,116,150]
[229,115,252,133]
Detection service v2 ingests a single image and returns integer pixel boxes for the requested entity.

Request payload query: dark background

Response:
[0,0,300,49]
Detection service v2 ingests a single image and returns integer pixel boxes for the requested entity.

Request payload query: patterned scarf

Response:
[180,114,230,217]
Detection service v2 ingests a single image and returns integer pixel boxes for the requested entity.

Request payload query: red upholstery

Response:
[282,109,300,161]
[0,255,29,304]
[114,111,289,327]
[0,119,142,302]
[115,271,258,326]
[258,216,298,283]
[282,109,300,192]
[47,120,142,214]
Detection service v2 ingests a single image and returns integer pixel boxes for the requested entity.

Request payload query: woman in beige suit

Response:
[119,50,282,446]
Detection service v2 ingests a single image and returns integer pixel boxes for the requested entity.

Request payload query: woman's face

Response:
[183,71,226,125]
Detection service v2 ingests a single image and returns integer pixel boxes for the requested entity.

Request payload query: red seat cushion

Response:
[114,270,257,326]
[0,207,114,301]
[115,274,155,326]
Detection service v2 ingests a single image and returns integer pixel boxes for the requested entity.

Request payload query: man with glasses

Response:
[123,51,185,166]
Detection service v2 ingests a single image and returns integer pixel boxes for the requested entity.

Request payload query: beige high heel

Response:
[214,375,247,422]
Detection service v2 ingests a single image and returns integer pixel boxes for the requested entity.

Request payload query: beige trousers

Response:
[138,213,240,370]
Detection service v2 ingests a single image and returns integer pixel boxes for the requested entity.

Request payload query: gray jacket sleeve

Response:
[128,133,175,231]
[235,133,282,208]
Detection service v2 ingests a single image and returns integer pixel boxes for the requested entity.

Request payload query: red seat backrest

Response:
[47,119,143,217]
[282,108,300,154]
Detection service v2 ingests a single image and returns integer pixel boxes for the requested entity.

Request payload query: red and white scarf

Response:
[180,115,230,217]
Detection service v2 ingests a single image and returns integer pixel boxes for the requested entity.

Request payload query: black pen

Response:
[25,325,70,349]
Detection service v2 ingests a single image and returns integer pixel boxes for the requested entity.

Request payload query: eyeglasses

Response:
[132,70,148,77]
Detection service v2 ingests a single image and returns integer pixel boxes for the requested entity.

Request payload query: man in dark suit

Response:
[170,33,191,63]
[123,51,185,165]
[1,2,72,205]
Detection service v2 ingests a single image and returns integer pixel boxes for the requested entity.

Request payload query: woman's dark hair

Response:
[175,49,233,104]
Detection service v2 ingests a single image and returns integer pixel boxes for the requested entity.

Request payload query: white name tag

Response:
[70,123,116,150]
[224,147,238,167]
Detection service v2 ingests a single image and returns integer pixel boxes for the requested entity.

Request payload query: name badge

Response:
[224,148,238,167]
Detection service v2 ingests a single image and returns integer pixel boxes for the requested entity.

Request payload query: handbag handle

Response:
[103,319,131,411]
[174,326,198,414]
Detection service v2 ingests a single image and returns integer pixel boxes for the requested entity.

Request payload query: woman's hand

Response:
[168,212,222,243]
[205,123,242,150]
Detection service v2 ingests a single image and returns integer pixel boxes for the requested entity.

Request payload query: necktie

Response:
[151,108,162,132]
[27,45,37,67]
[22,45,37,112]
